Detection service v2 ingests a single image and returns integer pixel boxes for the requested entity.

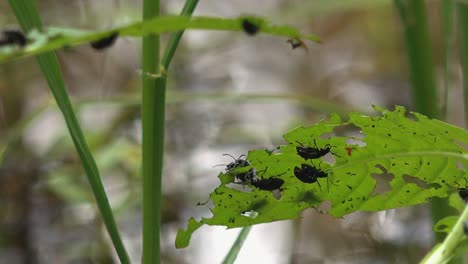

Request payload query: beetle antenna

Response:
[237,154,246,160]
[222,153,237,160]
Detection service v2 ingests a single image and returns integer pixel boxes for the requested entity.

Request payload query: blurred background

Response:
[0,0,462,263]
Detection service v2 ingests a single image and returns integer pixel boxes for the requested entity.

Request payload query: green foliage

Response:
[8,1,131,262]
[0,15,320,63]
[176,106,468,248]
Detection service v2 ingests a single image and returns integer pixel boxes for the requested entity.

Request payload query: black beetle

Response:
[296,140,337,160]
[294,164,328,190]
[241,19,260,35]
[251,167,285,191]
[0,30,27,47]
[252,177,284,191]
[223,154,256,183]
[90,32,119,50]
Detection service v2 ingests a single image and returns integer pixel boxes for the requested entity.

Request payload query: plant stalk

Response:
[141,0,162,263]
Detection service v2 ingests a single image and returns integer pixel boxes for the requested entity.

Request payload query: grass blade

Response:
[161,0,200,70]
[7,1,131,263]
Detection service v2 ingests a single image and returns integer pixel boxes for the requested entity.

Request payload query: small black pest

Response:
[90,32,119,50]
[0,30,27,47]
[224,154,249,170]
[464,221,468,235]
[252,177,284,191]
[294,163,329,190]
[296,139,338,160]
[241,19,260,36]
[286,38,308,52]
[223,154,256,183]
[251,167,285,191]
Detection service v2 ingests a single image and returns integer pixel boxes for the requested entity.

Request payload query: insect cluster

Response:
[293,140,334,190]
[222,140,337,193]
[223,154,284,191]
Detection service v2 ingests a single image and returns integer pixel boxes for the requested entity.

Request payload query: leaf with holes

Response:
[176,105,468,248]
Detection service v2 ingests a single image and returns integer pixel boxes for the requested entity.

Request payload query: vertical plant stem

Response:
[394,0,439,118]
[221,226,252,264]
[141,0,161,263]
[393,0,450,244]
[9,0,130,263]
[7,1,130,263]
[459,3,468,126]
[441,0,454,118]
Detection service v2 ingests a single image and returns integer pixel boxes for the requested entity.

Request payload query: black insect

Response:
[294,163,329,190]
[90,32,119,50]
[252,177,284,191]
[224,154,249,170]
[251,167,285,191]
[286,38,308,52]
[0,30,27,47]
[296,140,338,160]
[464,221,468,236]
[241,19,259,36]
[223,154,256,183]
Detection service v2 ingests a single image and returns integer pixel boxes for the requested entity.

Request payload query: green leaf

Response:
[0,15,320,63]
[176,106,468,248]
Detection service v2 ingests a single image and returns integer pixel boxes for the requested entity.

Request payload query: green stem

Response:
[422,204,468,263]
[393,0,439,118]
[141,0,162,263]
[161,0,200,70]
[441,0,454,118]
[459,3,468,126]
[222,226,252,264]
[8,1,130,263]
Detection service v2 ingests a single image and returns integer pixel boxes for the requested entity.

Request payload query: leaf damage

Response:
[176,106,468,248]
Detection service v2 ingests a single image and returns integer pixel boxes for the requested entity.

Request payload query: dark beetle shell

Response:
[90,32,119,50]
[241,19,259,35]
[252,177,284,191]
[296,144,331,160]
[0,30,27,47]
[294,164,327,184]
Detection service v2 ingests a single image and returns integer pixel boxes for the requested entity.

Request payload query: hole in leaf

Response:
[371,165,393,195]
[272,189,282,200]
[402,174,429,189]
[226,183,253,192]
